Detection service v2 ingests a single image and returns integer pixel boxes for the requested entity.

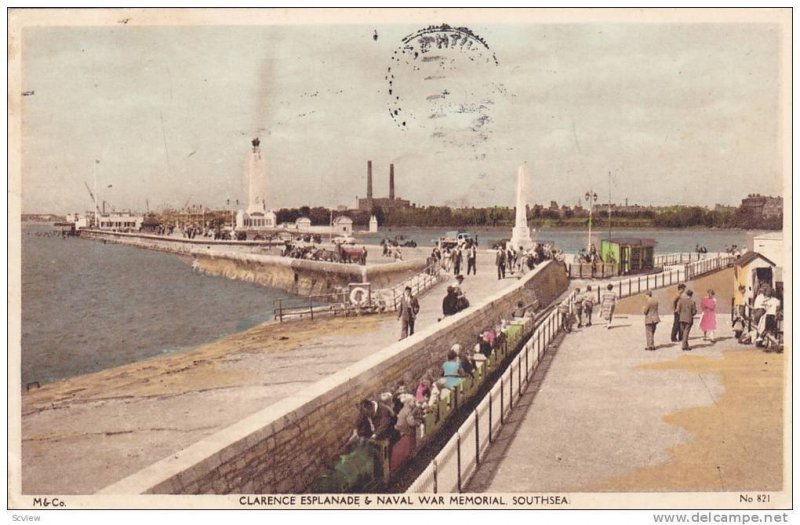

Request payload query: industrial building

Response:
[355,161,412,211]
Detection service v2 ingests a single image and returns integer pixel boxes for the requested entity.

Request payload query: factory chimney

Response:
[389,163,395,200]
[367,161,373,200]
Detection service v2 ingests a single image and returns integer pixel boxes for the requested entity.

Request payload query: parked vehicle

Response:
[333,235,356,245]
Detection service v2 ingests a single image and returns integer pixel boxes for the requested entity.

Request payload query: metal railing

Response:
[583,254,736,304]
[653,252,713,266]
[406,292,577,493]
[272,261,447,321]
[272,291,349,322]
[568,262,618,279]
[385,261,447,311]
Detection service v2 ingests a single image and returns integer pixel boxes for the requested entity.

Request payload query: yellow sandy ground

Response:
[593,348,784,492]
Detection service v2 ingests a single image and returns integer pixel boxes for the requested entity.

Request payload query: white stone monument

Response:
[246,138,267,215]
[510,163,534,250]
[369,215,378,233]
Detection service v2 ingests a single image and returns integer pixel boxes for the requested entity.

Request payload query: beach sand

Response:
[21,313,391,494]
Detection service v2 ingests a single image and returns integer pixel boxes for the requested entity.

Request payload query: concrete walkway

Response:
[467,315,782,492]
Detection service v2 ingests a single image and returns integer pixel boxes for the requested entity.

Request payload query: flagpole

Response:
[93,160,99,226]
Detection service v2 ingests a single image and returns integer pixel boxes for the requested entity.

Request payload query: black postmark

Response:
[386,24,503,152]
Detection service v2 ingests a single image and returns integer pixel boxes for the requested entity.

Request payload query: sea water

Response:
[20,224,295,386]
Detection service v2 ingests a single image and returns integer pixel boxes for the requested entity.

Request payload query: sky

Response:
[17,14,786,214]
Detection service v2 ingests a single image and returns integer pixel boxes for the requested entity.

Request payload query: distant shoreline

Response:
[21,221,774,233]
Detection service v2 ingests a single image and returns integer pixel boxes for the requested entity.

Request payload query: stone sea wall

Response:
[79,230,425,295]
[99,259,569,495]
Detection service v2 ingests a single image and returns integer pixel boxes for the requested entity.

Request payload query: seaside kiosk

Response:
[600,238,656,275]
[733,251,777,306]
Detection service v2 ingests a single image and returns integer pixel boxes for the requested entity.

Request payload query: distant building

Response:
[333,216,354,236]
[752,231,783,269]
[236,209,277,229]
[355,161,412,211]
[95,211,144,231]
[65,212,91,229]
[740,194,783,220]
[295,217,312,231]
[369,215,378,233]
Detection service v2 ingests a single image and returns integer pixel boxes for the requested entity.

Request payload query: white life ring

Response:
[349,287,370,306]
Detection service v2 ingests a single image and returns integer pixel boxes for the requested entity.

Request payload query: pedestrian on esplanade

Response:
[582,286,595,327]
[677,289,698,351]
[670,283,687,342]
[700,289,717,343]
[574,287,585,328]
[467,243,477,275]
[642,290,660,351]
[496,248,506,280]
[397,286,420,340]
[600,283,617,329]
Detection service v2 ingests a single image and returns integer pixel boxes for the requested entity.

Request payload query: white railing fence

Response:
[585,254,736,304]
[407,292,577,493]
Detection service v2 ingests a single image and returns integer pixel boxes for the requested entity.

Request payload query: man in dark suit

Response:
[496,248,506,280]
[677,289,698,351]
[642,290,660,351]
[466,243,477,275]
[670,283,687,342]
[397,286,420,340]
[356,399,395,441]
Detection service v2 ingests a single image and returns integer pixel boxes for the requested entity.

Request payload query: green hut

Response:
[600,238,657,274]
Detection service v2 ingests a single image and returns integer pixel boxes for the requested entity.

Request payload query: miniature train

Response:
[309,316,536,493]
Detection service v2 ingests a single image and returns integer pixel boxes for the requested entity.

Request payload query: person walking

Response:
[442,247,451,273]
[642,290,660,351]
[600,283,617,329]
[496,248,506,280]
[582,286,595,326]
[670,283,687,342]
[466,243,477,275]
[397,286,420,340]
[677,289,698,351]
[574,288,585,328]
[700,289,717,342]
[452,247,463,276]
[507,247,516,275]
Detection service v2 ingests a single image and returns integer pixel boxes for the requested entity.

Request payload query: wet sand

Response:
[22,314,390,494]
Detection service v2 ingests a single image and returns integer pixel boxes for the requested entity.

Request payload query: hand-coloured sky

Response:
[19,18,785,213]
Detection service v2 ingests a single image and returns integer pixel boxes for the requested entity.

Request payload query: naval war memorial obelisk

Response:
[510,163,534,250]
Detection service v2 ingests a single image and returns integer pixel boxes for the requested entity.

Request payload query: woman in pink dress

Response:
[700,289,717,342]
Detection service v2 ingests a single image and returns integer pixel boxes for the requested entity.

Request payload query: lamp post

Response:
[584,190,598,253]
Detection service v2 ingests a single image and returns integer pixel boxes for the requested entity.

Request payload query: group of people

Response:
[429,240,478,276]
[397,269,478,340]
[559,284,618,332]
[576,244,600,264]
[350,315,513,472]
[382,242,404,260]
[640,284,719,351]
[441,274,470,317]
[733,284,782,351]
[281,242,368,265]
[495,242,556,280]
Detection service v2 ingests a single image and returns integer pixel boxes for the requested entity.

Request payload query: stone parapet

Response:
[98,260,569,495]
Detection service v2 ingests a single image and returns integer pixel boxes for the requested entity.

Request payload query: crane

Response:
[84,181,101,216]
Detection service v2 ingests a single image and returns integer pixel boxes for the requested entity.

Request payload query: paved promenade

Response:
[467,315,784,492]
[22,250,519,494]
